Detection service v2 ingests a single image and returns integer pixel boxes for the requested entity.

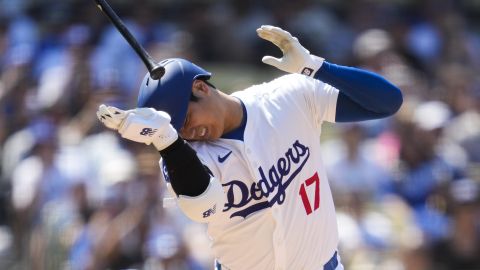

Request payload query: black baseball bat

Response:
[93,0,165,80]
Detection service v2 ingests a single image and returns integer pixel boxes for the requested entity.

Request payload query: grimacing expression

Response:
[179,81,224,141]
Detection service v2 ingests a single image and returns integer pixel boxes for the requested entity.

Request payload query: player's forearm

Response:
[159,137,210,196]
[315,61,403,121]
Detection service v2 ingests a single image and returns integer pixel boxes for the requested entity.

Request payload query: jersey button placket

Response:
[246,148,259,166]
[243,148,258,181]
[244,147,259,176]
[272,226,287,270]
[274,235,281,245]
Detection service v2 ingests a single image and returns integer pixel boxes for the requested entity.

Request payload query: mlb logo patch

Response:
[301,67,314,76]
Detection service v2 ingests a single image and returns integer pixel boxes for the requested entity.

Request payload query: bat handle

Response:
[94,0,165,79]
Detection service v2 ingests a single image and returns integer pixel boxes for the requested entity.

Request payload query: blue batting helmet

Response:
[137,58,211,130]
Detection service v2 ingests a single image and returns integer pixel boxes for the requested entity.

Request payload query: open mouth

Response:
[198,127,208,139]
[181,126,210,140]
[189,127,208,140]
[198,127,206,137]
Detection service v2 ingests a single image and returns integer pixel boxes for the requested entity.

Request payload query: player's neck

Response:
[221,93,244,134]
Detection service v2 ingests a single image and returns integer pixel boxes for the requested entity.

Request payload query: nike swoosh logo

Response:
[218,151,233,163]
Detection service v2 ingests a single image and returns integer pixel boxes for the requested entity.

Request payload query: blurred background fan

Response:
[0,0,479,269]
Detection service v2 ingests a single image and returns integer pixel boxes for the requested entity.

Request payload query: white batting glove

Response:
[256,25,324,77]
[96,104,132,130]
[118,108,178,151]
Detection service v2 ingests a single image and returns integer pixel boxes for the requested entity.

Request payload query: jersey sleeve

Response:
[271,74,339,128]
[311,81,339,124]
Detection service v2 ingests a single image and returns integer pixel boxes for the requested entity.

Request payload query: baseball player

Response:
[97,25,402,270]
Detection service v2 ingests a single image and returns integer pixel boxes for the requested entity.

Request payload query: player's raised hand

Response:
[117,108,178,151]
[96,104,131,130]
[256,25,324,77]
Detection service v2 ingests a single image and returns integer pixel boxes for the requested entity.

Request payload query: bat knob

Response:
[150,65,165,80]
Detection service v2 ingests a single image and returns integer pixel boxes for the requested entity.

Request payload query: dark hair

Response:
[190,79,216,102]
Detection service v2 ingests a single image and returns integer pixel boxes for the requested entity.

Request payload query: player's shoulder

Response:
[233,74,316,97]
[265,73,314,90]
[273,73,311,82]
[270,74,322,93]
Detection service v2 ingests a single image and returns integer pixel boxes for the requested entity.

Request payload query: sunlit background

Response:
[0,0,479,269]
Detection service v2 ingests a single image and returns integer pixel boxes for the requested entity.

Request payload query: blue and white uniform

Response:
[164,74,343,270]
[96,27,402,270]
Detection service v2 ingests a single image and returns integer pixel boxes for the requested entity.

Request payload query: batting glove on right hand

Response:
[118,108,179,151]
[257,25,324,77]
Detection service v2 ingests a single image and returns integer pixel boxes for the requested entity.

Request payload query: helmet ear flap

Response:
[137,58,211,130]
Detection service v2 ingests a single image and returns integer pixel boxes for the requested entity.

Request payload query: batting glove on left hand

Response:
[97,105,178,151]
[96,104,132,130]
[118,108,178,151]
[257,25,324,77]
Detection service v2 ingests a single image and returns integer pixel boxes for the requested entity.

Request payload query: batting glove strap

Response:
[152,124,178,151]
[298,55,325,77]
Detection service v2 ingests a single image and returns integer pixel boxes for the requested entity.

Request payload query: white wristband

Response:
[152,124,179,151]
[298,55,325,77]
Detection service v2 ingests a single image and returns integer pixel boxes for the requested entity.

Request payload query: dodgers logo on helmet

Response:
[137,58,211,130]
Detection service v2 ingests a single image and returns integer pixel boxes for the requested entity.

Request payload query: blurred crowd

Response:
[0,0,479,269]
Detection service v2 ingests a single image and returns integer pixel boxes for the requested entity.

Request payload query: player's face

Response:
[179,81,225,141]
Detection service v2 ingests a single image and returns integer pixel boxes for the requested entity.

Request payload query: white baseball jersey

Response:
[163,74,340,270]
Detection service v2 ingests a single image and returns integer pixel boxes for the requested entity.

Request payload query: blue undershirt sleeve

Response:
[314,61,403,122]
